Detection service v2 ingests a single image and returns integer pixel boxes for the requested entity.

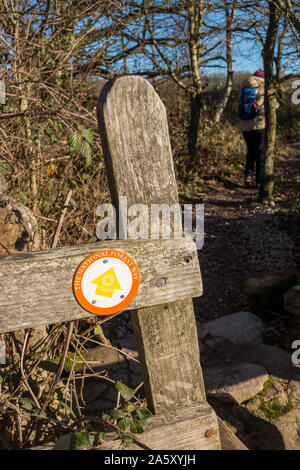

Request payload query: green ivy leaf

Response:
[140,408,152,420]
[54,432,91,450]
[122,432,135,446]
[129,420,144,434]
[64,352,83,372]
[115,381,135,401]
[101,412,112,422]
[38,358,60,373]
[19,397,34,411]
[94,431,107,445]
[109,409,125,419]
[34,409,47,417]
[69,432,91,450]
[57,400,78,419]
[67,132,81,154]
[82,129,94,145]
[125,402,136,413]
[118,417,132,431]
[39,352,82,374]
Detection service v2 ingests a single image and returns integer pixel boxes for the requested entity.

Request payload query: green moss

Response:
[253,377,293,420]
[259,400,293,420]
[246,377,272,405]
[261,376,273,396]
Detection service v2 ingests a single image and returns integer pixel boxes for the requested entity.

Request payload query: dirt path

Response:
[108,143,299,346]
[189,143,299,326]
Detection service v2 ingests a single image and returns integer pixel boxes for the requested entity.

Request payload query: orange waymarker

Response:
[73,249,140,316]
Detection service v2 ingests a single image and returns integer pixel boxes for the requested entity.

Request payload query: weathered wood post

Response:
[97,76,221,450]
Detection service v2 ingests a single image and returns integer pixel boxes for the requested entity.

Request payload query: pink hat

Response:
[254,69,264,78]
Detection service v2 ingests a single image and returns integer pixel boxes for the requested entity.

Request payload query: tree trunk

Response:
[211,0,235,123]
[212,71,234,124]
[259,1,280,202]
[186,0,203,162]
[188,93,201,163]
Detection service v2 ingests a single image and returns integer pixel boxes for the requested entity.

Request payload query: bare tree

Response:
[258,0,280,202]
[211,0,236,123]
[271,0,300,36]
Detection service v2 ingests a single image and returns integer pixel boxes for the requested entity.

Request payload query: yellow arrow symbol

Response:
[91,267,122,298]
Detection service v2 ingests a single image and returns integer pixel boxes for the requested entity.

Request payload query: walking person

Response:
[239,69,265,188]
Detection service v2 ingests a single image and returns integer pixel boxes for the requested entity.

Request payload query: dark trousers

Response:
[242,129,265,181]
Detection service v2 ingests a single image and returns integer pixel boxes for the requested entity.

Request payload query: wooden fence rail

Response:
[0,238,201,333]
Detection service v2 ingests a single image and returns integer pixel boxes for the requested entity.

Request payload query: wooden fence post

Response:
[97,76,221,450]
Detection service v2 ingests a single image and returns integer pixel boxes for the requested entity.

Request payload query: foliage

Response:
[53,391,152,450]
[0,321,151,450]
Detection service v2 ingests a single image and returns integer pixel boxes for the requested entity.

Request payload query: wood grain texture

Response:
[97,76,179,209]
[218,418,248,450]
[97,76,214,433]
[126,403,221,450]
[0,238,202,333]
[131,299,206,413]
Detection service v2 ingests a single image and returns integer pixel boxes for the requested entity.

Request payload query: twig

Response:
[51,189,73,248]
[79,335,140,363]
[0,109,60,120]
[5,402,76,432]
[41,229,46,250]
[20,331,41,410]
[265,309,292,320]
[40,322,74,413]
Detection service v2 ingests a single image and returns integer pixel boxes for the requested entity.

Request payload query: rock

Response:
[203,362,268,404]
[260,376,290,407]
[0,199,40,255]
[208,394,286,450]
[198,312,264,345]
[288,380,300,404]
[201,338,298,375]
[284,285,300,316]
[273,409,300,450]
[244,268,299,313]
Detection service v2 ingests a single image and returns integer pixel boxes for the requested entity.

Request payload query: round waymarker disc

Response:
[73,249,140,316]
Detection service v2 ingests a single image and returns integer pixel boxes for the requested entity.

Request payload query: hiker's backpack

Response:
[238,87,261,120]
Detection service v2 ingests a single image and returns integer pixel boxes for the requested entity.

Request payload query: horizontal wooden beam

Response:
[0,238,202,333]
[113,402,221,450]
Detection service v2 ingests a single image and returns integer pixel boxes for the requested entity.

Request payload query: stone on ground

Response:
[284,285,300,316]
[0,199,40,255]
[203,362,269,404]
[198,311,264,345]
[273,409,300,450]
[244,268,299,313]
